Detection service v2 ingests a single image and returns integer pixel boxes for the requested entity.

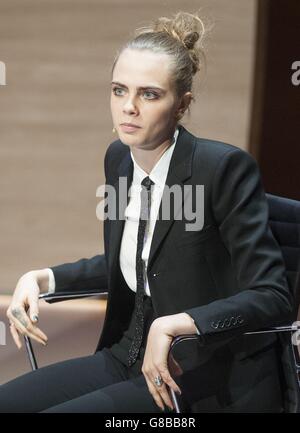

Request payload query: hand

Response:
[6,271,49,349]
[142,317,182,412]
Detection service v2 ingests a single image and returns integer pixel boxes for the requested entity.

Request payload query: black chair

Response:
[23,193,300,412]
[168,193,300,412]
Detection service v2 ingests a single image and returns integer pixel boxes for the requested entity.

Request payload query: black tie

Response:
[127,176,154,367]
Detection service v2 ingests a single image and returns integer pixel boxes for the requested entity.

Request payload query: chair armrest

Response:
[245,324,300,334]
[169,324,300,351]
[39,290,108,304]
[168,325,300,413]
[24,289,108,370]
[168,325,300,381]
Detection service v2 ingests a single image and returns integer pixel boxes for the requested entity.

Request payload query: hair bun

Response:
[140,11,206,54]
[182,31,200,50]
[122,10,211,91]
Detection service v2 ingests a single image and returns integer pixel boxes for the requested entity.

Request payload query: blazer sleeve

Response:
[184,148,294,345]
[49,254,108,294]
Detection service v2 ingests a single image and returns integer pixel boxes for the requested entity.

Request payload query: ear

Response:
[175,92,193,119]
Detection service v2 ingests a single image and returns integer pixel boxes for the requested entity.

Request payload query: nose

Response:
[122,95,139,115]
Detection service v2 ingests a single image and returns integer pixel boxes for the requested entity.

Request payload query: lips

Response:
[121,123,141,128]
[120,123,141,133]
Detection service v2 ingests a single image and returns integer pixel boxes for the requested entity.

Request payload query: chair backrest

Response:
[266,193,300,413]
[266,193,300,316]
[168,193,300,413]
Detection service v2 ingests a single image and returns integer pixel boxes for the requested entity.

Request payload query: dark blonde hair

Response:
[111,11,210,110]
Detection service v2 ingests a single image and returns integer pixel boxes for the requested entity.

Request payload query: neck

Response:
[131,141,171,174]
[131,128,177,174]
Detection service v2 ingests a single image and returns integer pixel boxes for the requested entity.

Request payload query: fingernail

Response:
[32,315,39,322]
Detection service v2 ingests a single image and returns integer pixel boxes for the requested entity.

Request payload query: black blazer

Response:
[51,125,293,411]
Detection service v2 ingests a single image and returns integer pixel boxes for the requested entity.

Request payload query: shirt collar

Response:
[130,127,179,189]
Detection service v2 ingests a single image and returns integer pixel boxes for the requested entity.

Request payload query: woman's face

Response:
[110,48,186,151]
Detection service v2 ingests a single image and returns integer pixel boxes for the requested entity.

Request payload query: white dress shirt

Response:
[46,126,200,334]
[119,127,179,297]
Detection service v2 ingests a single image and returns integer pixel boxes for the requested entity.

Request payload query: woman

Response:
[0,11,293,413]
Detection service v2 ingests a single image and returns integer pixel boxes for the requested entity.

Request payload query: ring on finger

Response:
[154,375,164,387]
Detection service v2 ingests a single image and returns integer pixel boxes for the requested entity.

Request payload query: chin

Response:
[118,132,141,146]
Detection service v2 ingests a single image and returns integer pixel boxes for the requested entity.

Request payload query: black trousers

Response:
[1,290,283,413]
[0,294,168,413]
[0,347,164,413]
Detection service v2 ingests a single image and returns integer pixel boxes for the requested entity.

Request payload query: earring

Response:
[112,127,116,133]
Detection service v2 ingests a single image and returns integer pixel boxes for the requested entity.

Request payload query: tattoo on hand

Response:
[12,308,28,328]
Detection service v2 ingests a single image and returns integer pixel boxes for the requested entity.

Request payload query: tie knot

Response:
[141,176,154,190]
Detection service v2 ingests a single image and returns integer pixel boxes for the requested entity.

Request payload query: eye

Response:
[112,87,125,96]
[143,91,159,100]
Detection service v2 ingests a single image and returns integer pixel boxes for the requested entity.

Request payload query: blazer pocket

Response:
[176,224,219,248]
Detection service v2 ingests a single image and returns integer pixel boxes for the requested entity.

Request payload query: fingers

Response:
[159,369,181,396]
[147,381,166,411]
[7,306,48,346]
[144,368,181,411]
[153,382,174,411]
[28,292,39,323]
[9,323,22,349]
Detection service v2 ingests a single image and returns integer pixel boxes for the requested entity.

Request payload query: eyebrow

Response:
[111,81,166,92]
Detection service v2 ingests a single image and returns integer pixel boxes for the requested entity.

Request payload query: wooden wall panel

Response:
[249,0,300,200]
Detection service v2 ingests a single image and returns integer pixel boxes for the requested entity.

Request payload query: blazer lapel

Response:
[108,125,196,277]
[108,152,133,275]
[147,125,195,270]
